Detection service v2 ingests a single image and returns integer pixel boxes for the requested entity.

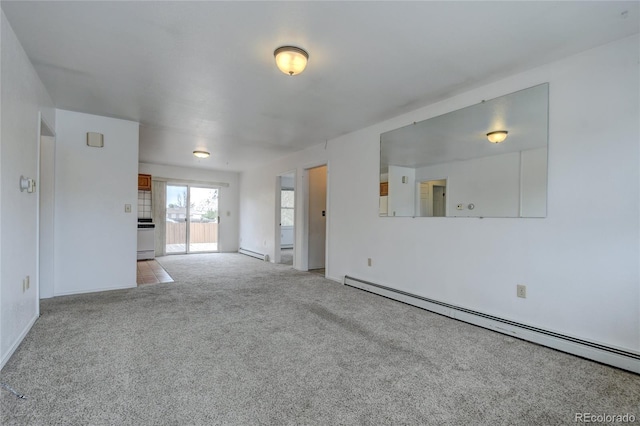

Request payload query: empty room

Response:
[1,1,639,424]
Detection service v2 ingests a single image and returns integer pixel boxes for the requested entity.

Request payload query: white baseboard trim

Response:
[344,275,640,374]
[0,314,38,371]
[238,248,268,261]
[55,284,136,297]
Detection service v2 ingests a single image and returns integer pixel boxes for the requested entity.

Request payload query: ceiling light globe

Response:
[486,130,508,144]
[193,150,210,159]
[274,46,309,76]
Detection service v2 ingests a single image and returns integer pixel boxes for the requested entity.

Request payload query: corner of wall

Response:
[0,10,55,368]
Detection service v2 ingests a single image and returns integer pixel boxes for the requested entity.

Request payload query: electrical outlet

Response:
[367,258,372,267]
[517,284,526,299]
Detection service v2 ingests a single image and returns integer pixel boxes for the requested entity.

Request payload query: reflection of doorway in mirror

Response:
[418,179,447,217]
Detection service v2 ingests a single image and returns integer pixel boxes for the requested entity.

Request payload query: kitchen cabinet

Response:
[380,182,388,196]
[138,174,152,191]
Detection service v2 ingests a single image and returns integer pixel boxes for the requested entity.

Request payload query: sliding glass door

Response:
[188,186,219,252]
[166,185,188,253]
[166,184,219,254]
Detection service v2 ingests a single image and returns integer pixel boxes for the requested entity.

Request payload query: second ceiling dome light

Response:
[274,46,309,76]
[486,130,508,144]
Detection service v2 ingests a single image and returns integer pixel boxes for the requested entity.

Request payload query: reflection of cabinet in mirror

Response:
[380,182,388,196]
[379,181,388,216]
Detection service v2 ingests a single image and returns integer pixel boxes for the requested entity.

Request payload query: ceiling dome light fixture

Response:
[486,130,508,144]
[274,46,309,76]
[193,150,210,159]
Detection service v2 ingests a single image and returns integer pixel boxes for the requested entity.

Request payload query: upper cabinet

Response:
[138,174,152,191]
[380,182,388,196]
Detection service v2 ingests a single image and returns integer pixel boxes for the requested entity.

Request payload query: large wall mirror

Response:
[380,83,548,218]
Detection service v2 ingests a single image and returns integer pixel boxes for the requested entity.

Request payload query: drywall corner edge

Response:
[0,314,38,371]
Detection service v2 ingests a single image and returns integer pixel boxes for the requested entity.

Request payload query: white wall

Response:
[54,110,139,295]
[417,152,522,217]
[239,144,328,270]
[520,147,548,217]
[1,12,55,368]
[414,147,548,217]
[327,35,639,351]
[138,163,240,252]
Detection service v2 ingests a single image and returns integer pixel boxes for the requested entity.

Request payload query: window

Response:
[281,189,294,226]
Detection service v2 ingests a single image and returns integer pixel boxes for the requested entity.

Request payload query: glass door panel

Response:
[188,187,219,252]
[166,185,188,253]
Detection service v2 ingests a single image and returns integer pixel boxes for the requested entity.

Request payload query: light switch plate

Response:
[125,204,132,213]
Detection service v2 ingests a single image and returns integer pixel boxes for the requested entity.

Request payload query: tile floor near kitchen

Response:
[136,259,174,285]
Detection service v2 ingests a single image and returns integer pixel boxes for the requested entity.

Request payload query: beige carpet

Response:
[2,253,639,425]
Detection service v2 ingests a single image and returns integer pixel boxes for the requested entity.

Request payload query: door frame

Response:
[274,170,296,265]
[415,177,448,217]
[36,112,56,306]
[300,162,329,275]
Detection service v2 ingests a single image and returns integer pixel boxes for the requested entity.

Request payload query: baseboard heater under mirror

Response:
[238,248,268,261]
[343,275,640,374]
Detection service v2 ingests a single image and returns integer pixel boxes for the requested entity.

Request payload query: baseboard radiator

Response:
[344,275,640,374]
[238,248,268,261]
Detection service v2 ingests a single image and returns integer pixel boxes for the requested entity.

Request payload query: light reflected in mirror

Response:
[380,83,548,218]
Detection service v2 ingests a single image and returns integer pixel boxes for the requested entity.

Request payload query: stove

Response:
[137,218,155,259]
[137,218,155,228]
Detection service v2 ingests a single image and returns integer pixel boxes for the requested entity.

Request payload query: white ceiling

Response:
[2,1,638,172]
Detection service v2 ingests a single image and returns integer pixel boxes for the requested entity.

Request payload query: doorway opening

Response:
[417,179,447,217]
[165,185,219,254]
[306,165,327,275]
[276,172,295,266]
